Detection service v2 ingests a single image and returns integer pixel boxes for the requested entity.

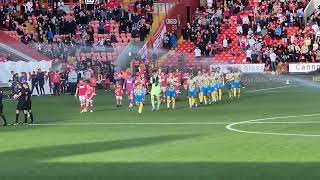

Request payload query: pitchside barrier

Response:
[288,63,320,73]
[210,63,320,85]
[0,60,52,96]
[210,64,265,73]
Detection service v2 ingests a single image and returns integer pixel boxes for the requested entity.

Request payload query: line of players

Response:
[114,67,242,113]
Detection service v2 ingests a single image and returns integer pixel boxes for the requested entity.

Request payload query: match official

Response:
[0,90,7,126]
[23,83,34,124]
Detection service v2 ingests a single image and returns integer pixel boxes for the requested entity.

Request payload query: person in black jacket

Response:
[37,69,45,95]
[23,83,34,124]
[30,71,39,95]
[0,90,7,126]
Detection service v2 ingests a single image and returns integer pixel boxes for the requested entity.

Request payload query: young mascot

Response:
[135,81,145,113]
[86,82,95,112]
[115,81,123,107]
[75,79,87,113]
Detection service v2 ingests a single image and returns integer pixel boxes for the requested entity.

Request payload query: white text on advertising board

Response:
[166,19,178,25]
[289,63,320,73]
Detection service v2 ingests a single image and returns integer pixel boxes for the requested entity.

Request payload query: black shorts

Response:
[17,101,25,111]
[24,101,32,111]
[0,104,3,114]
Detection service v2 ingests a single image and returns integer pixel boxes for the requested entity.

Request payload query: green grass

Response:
[1,75,320,180]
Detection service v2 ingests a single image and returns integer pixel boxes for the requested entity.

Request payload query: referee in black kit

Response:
[13,83,27,125]
[22,82,34,124]
[0,90,8,126]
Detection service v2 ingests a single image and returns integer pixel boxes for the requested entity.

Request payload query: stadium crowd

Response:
[176,0,320,71]
[0,0,154,63]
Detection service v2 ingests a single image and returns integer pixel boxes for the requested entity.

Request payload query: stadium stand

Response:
[160,0,319,70]
[0,0,153,64]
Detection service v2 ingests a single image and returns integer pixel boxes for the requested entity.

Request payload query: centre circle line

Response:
[225,113,320,137]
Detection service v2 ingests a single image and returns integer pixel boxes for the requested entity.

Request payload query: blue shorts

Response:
[166,89,176,98]
[207,86,213,94]
[227,82,235,90]
[233,81,241,88]
[188,90,196,97]
[135,95,144,103]
[217,83,223,89]
[201,87,209,95]
[211,85,217,92]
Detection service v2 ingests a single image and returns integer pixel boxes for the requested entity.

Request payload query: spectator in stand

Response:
[169,32,177,49]
[275,25,282,39]
[57,0,65,16]
[270,51,277,72]
[207,0,213,8]
[47,28,54,44]
[163,33,170,50]
[213,41,219,55]
[195,47,201,59]
[246,48,252,62]
[98,21,105,34]
[222,36,229,52]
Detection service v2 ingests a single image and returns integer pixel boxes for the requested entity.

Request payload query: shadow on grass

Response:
[0,134,319,180]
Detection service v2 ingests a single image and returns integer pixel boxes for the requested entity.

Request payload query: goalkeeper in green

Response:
[150,71,162,111]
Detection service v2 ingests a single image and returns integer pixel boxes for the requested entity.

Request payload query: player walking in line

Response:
[225,68,235,99]
[202,73,211,105]
[134,82,145,114]
[195,71,204,105]
[150,71,162,111]
[85,82,95,112]
[115,81,123,107]
[233,69,242,98]
[13,83,27,125]
[187,77,197,108]
[210,72,218,103]
[0,90,7,126]
[160,71,167,103]
[123,75,135,108]
[216,67,224,101]
[22,83,34,124]
[182,72,189,91]
[174,69,182,97]
[89,76,97,95]
[75,79,87,113]
[166,73,177,109]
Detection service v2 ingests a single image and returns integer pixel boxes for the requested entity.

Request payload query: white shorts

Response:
[143,88,147,95]
[116,96,123,100]
[79,96,86,103]
[183,85,187,90]
[86,99,93,104]
[161,87,166,93]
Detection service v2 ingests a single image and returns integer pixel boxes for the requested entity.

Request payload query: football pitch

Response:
[1,74,320,180]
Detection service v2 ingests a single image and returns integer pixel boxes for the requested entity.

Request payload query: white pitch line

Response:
[245,85,300,93]
[226,113,320,137]
[28,120,320,126]
[29,122,233,126]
